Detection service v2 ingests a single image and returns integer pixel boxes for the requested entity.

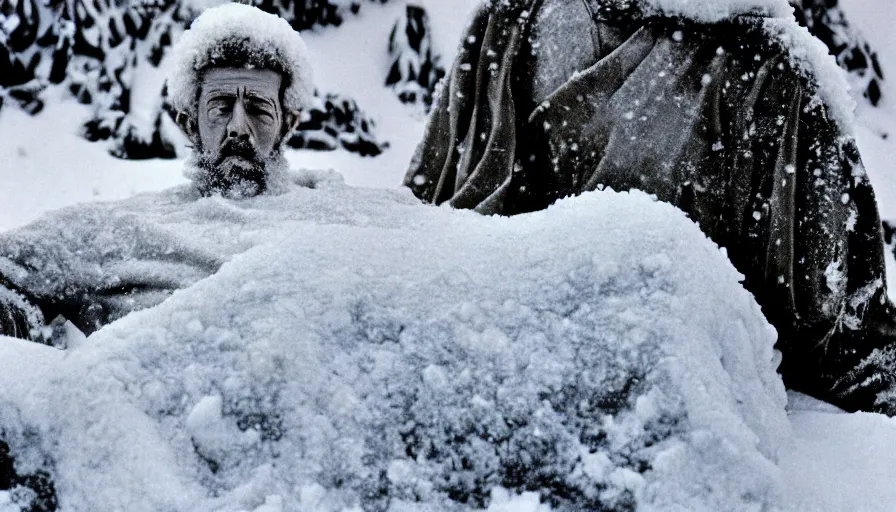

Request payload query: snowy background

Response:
[1,0,896,510]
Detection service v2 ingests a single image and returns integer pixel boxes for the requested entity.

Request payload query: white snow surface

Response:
[782,393,896,511]
[2,0,896,510]
[0,183,789,511]
[167,3,314,117]
[641,0,793,21]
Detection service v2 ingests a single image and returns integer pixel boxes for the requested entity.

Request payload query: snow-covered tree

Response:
[385,4,445,108]
[287,92,388,156]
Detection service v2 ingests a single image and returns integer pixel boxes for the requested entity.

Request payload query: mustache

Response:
[217,138,260,163]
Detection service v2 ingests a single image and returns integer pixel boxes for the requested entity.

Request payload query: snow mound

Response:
[0,183,789,511]
[167,3,314,117]
[641,0,793,22]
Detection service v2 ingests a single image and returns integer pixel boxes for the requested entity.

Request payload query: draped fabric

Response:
[0,189,224,343]
[404,0,896,413]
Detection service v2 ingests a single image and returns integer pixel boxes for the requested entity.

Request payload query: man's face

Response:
[194,67,285,197]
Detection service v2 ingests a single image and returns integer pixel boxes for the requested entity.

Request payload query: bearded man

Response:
[404,0,896,415]
[0,3,313,341]
[168,5,312,198]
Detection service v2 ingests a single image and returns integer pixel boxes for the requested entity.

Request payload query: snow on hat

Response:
[167,2,314,118]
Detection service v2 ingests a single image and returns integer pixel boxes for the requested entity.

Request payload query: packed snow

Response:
[782,393,896,511]
[0,99,188,232]
[1,0,896,511]
[0,183,789,511]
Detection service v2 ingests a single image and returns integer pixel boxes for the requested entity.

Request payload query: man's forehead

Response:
[200,67,283,97]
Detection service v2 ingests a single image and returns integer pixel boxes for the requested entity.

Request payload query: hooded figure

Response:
[404,0,896,414]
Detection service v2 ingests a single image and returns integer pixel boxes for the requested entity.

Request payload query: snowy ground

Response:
[0,184,793,511]
[1,1,896,510]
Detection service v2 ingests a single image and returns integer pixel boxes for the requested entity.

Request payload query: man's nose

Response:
[225,100,252,142]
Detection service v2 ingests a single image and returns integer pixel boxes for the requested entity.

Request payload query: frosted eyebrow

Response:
[201,87,238,100]
[205,92,236,102]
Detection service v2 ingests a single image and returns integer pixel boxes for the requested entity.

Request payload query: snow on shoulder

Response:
[167,3,314,117]
[0,185,790,511]
[639,0,792,21]
[637,0,857,129]
[761,17,858,130]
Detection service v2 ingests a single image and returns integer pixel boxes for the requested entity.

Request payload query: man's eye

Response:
[248,104,274,119]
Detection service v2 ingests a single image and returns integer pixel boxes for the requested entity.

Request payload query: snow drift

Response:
[0,178,789,511]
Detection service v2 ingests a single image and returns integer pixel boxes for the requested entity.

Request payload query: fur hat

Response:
[167,3,314,118]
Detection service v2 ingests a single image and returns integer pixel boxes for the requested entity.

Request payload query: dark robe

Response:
[404,0,896,414]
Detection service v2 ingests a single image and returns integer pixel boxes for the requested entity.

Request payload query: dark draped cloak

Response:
[404,0,896,413]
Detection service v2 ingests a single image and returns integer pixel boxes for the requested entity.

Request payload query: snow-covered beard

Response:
[185,141,289,199]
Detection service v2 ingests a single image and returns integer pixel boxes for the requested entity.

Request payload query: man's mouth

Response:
[217,139,259,165]
[220,154,252,164]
